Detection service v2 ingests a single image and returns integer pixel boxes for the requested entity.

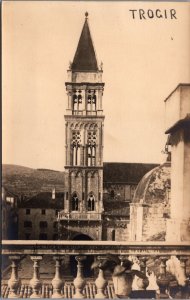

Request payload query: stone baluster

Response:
[179,256,189,298]
[51,256,64,298]
[73,256,86,299]
[8,256,21,298]
[95,256,108,299]
[156,256,170,299]
[137,256,149,290]
[29,256,42,298]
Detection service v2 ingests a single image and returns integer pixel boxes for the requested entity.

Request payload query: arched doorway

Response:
[70,234,94,278]
[73,234,93,241]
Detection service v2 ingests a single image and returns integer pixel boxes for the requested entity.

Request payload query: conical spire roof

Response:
[72,13,98,72]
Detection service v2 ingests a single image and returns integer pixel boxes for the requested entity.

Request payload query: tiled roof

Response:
[19,192,64,209]
[103,163,159,184]
[71,17,98,72]
[103,200,130,217]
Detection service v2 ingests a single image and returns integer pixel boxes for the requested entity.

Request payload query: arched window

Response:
[87,90,96,111]
[73,90,83,112]
[72,131,81,166]
[24,221,32,228]
[87,193,95,211]
[87,131,96,166]
[112,230,115,241]
[72,193,79,211]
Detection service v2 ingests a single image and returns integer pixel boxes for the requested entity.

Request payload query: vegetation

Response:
[2,164,65,197]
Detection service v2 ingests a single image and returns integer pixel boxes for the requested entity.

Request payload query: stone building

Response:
[130,162,171,241]
[15,162,158,240]
[10,14,159,242]
[103,162,158,241]
[57,12,105,240]
[164,83,190,241]
[57,14,160,241]
[18,191,64,240]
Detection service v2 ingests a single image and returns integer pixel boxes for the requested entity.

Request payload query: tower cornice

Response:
[65,82,105,87]
[64,115,105,120]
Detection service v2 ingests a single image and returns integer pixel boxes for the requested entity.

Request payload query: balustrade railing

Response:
[58,212,102,221]
[1,240,190,299]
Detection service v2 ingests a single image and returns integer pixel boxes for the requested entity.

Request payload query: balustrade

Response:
[73,256,86,298]
[94,256,108,299]
[58,211,101,221]
[29,255,42,298]
[1,240,190,299]
[51,256,64,298]
[7,256,21,298]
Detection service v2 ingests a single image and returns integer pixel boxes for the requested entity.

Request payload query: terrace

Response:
[1,240,190,299]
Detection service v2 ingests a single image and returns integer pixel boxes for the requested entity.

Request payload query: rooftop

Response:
[103,163,159,185]
[19,192,64,209]
[71,13,98,72]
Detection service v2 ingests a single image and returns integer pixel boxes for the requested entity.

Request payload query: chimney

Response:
[52,188,56,200]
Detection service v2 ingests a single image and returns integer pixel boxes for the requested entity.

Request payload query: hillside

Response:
[2,164,66,197]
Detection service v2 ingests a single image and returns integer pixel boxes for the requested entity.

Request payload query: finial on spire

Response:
[85,12,89,19]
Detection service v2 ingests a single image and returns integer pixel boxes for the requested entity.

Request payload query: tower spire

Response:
[71,13,98,72]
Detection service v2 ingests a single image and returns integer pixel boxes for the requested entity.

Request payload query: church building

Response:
[57,12,105,240]
[4,13,160,242]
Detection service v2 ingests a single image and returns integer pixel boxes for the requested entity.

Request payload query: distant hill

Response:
[2,164,66,197]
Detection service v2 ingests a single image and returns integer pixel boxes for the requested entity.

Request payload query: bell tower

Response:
[58,13,105,240]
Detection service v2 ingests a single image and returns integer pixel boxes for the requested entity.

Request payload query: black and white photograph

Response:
[1,1,190,299]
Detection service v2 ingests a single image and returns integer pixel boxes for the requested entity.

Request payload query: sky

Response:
[2,1,190,171]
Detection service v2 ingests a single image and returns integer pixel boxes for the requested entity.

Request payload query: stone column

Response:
[99,89,103,111]
[29,256,42,298]
[73,256,86,299]
[65,122,68,166]
[51,256,64,298]
[137,256,149,290]
[68,172,71,212]
[68,91,72,110]
[80,146,84,166]
[179,256,188,286]
[95,256,108,299]
[156,256,170,299]
[85,88,88,114]
[8,256,21,298]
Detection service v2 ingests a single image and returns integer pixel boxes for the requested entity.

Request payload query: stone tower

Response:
[58,13,105,240]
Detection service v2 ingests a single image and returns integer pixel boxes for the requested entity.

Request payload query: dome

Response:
[132,162,171,205]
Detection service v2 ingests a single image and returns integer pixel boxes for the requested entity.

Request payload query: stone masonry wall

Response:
[18,208,58,240]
